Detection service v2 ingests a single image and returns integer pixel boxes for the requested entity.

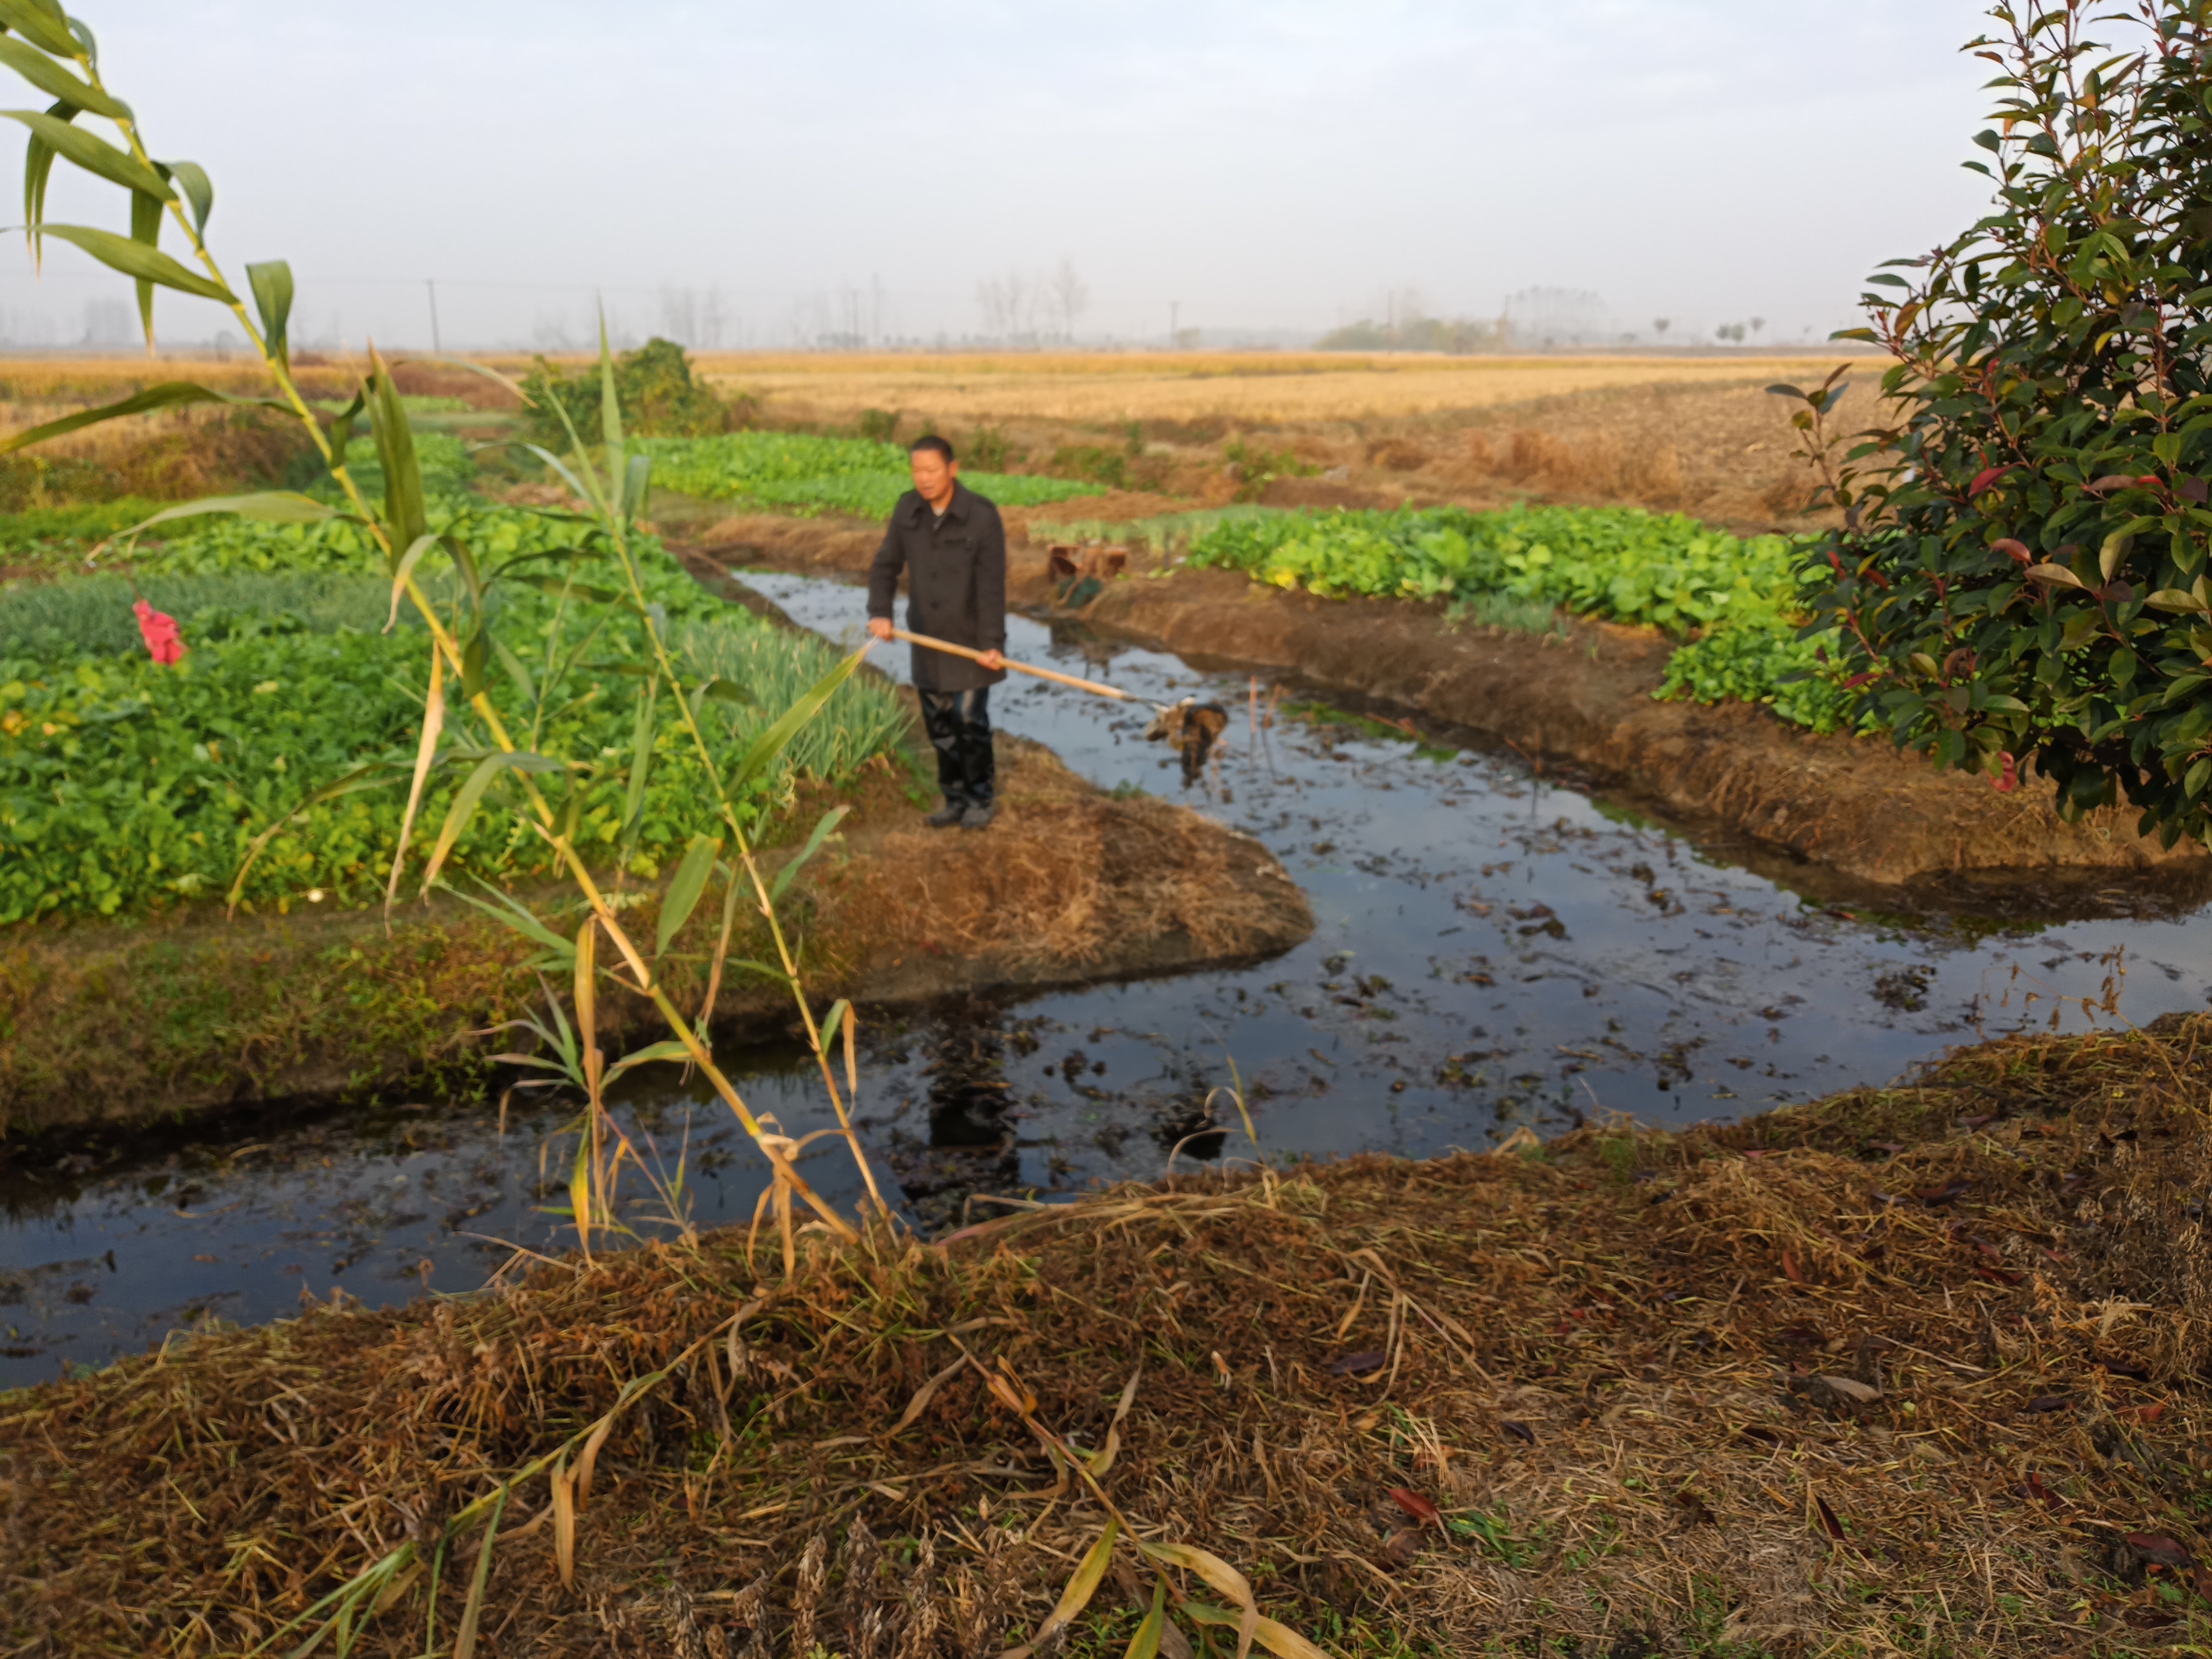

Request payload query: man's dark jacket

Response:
[866,483,1007,693]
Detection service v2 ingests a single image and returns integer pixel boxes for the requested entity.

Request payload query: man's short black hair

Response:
[909,434,955,464]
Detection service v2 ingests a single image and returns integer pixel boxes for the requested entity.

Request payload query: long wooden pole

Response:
[890,626,1139,704]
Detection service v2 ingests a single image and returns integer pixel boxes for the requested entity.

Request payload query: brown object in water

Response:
[1046,542,1128,583]
[1145,697,1230,779]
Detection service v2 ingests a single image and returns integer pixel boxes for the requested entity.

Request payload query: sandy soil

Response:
[686,517,2210,912]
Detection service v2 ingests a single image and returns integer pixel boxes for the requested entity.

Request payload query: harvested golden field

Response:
[687,350,1868,426]
[0,349,1889,534]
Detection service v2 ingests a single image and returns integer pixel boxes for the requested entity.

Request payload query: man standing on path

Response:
[867,435,1008,829]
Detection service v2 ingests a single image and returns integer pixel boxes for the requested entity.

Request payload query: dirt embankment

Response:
[0,740,1310,1136]
[684,512,2211,911]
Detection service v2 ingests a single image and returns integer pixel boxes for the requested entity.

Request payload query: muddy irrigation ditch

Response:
[11,572,2212,1391]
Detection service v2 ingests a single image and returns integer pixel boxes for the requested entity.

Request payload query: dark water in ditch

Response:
[10,572,2212,1384]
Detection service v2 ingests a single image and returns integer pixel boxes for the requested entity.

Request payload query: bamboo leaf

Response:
[732,646,869,793]
[1178,1604,1329,1659]
[688,674,755,716]
[0,108,168,197]
[20,97,66,267]
[491,637,535,702]
[101,492,337,557]
[159,158,211,234]
[0,380,267,457]
[1001,1520,1118,1659]
[550,1454,576,1590]
[247,258,292,366]
[459,626,488,700]
[226,761,408,915]
[1124,1581,1167,1659]
[1089,1367,1142,1476]
[572,1405,617,1511]
[621,675,657,833]
[657,833,722,956]
[598,311,624,482]
[517,440,602,512]
[401,352,530,406]
[890,1356,966,1434]
[513,574,619,603]
[603,1038,694,1083]
[367,350,427,546]
[568,1114,593,1256]
[324,387,363,475]
[22,221,232,302]
[384,532,438,631]
[418,752,556,897]
[449,1486,507,1659]
[0,36,123,116]
[440,530,484,614]
[440,875,576,964]
[1137,1543,1254,1614]
[573,914,600,1099]
[126,184,156,343]
[840,991,858,1099]
[769,804,850,905]
[0,0,86,58]
[383,644,444,921]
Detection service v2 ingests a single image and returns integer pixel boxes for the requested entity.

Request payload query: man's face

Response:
[910,448,956,501]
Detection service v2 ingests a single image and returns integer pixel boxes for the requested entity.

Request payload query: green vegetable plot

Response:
[1176,504,1851,732]
[0,497,912,925]
[639,432,1110,518]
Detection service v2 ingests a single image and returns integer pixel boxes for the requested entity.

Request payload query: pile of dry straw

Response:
[10,1014,2212,1656]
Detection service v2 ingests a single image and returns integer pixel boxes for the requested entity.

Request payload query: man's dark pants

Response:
[919,687,993,809]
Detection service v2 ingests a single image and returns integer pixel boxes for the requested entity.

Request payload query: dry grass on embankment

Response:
[0,738,1309,1134]
[11,1016,2212,1655]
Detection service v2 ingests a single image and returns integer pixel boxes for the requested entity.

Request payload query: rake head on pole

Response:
[890,625,1226,775]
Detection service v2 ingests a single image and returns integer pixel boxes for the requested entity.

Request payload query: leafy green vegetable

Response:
[0,606,909,923]
[1178,502,1855,732]
[640,432,1110,518]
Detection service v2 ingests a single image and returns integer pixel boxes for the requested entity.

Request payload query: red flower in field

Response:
[133,599,185,665]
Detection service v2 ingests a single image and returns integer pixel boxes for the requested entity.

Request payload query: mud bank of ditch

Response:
[0,739,1311,1136]
[680,508,2212,910]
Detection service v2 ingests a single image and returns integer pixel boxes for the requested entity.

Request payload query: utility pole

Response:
[425,280,441,353]
[1169,300,1178,349]
[871,274,882,348]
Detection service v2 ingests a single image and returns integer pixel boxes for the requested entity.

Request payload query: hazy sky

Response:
[0,0,2003,351]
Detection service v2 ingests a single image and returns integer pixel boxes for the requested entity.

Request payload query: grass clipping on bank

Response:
[12,1018,2212,1654]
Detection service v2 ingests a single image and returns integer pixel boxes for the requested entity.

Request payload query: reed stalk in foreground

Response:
[0,0,884,1245]
[0,7,1329,1649]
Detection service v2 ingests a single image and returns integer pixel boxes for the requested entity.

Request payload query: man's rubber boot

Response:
[961,802,997,831]
[925,800,967,829]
